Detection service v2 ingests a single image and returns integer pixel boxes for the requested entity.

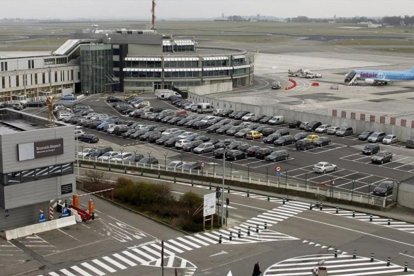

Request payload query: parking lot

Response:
[40,94,414,199]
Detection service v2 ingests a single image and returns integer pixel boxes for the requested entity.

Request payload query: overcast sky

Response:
[0,0,412,20]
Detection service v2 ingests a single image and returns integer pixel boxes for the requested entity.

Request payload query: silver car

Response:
[313,162,337,173]
[193,142,215,154]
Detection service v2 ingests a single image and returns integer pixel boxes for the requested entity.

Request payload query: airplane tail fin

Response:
[410,66,414,72]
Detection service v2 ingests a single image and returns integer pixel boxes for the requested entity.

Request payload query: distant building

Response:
[0,28,255,102]
[0,109,75,230]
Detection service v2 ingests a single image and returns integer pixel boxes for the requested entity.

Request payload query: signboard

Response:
[18,138,64,161]
[61,183,73,195]
[203,192,216,217]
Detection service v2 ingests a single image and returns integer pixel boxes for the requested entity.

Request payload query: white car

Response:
[74,129,85,139]
[111,152,133,162]
[193,142,215,154]
[315,124,331,133]
[241,113,255,121]
[382,134,398,145]
[167,160,184,170]
[175,139,191,149]
[77,148,93,157]
[177,131,194,139]
[97,151,120,161]
[313,162,337,173]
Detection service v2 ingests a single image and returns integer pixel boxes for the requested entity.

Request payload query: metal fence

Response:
[76,156,394,208]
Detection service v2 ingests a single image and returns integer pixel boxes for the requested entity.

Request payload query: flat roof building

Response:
[0,109,75,230]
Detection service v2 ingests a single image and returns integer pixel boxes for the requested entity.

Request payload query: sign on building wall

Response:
[203,192,216,217]
[17,138,64,161]
[60,183,73,195]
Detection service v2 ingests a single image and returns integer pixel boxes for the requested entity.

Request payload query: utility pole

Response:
[151,0,156,31]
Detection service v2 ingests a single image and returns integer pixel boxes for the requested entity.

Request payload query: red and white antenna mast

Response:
[151,0,156,31]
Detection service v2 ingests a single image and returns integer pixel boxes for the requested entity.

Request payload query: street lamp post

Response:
[221,148,226,226]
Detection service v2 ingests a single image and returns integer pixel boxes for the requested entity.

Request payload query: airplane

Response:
[344,67,414,86]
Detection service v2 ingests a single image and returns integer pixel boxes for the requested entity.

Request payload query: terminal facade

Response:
[0,28,255,103]
[0,109,75,230]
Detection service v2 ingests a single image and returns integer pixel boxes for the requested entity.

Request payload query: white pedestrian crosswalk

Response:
[42,200,307,276]
[316,207,414,235]
[264,254,413,275]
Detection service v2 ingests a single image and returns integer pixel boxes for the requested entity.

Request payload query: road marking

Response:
[400,252,414,259]
[113,253,137,267]
[102,256,127,270]
[210,250,228,257]
[70,265,93,276]
[57,229,81,242]
[81,262,105,276]
[297,215,414,247]
[60,268,77,276]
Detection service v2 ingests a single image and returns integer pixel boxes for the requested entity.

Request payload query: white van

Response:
[197,103,213,114]
[155,89,181,100]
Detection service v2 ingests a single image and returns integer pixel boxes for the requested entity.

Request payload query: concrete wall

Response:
[188,81,233,95]
[188,93,414,141]
[2,174,75,209]
[0,201,49,231]
[398,182,414,209]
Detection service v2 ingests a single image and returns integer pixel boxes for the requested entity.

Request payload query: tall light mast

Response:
[151,0,156,31]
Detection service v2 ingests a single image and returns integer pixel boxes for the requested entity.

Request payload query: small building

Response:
[0,109,75,230]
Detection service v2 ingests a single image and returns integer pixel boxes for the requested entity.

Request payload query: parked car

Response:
[367,131,387,143]
[336,126,354,137]
[305,121,322,132]
[294,132,308,142]
[358,130,374,141]
[246,146,261,157]
[241,113,255,121]
[225,150,246,161]
[382,134,398,145]
[305,134,320,142]
[373,180,394,196]
[246,130,263,140]
[97,151,120,161]
[255,148,274,159]
[268,116,284,125]
[193,142,215,154]
[112,152,133,162]
[314,136,331,147]
[362,144,380,155]
[235,128,252,138]
[296,139,315,151]
[183,140,203,152]
[213,148,225,158]
[74,129,85,139]
[78,134,99,143]
[288,120,301,129]
[313,162,337,173]
[88,146,113,158]
[263,133,281,144]
[181,161,202,171]
[371,151,393,164]
[137,157,159,165]
[275,128,290,136]
[259,116,272,124]
[406,139,414,149]
[315,124,331,133]
[326,126,340,135]
[274,135,294,146]
[265,150,289,162]
[167,161,184,170]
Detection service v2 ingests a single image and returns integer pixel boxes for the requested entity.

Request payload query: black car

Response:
[288,120,301,128]
[78,134,99,143]
[234,111,250,120]
[373,180,394,196]
[294,132,308,142]
[371,151,393,164]
[358,130,374,141]
[246,146,261,157]
[275,128,290,136]
[225,150,246,161]
[164,137,180,147]
[362,144,380,155]
[207,124,222,133]
[127,153,145,163]
[213,148,225,158]
[237,143,251,152]
[140,130,155,141]
[226,126,243,136]
[314,137,331,147]
[259,116,272,124]
[263,133,281,144]
[261,127,277,137]
[255,148,274,159]
[250,114,266,122]
[265,150,289,162]
[147,131,162,143]
[305,121,322,132]
[295,139,315,151]
[274,135,295,146]
[183,140,203,152]
[137,157,159,165]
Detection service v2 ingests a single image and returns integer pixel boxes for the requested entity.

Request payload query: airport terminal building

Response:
[0,29,254,103]
[0,109,75,230]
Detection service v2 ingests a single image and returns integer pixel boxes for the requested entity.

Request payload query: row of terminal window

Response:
[1,163,73,186]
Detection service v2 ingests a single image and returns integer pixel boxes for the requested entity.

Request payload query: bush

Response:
[114,177,207,232]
